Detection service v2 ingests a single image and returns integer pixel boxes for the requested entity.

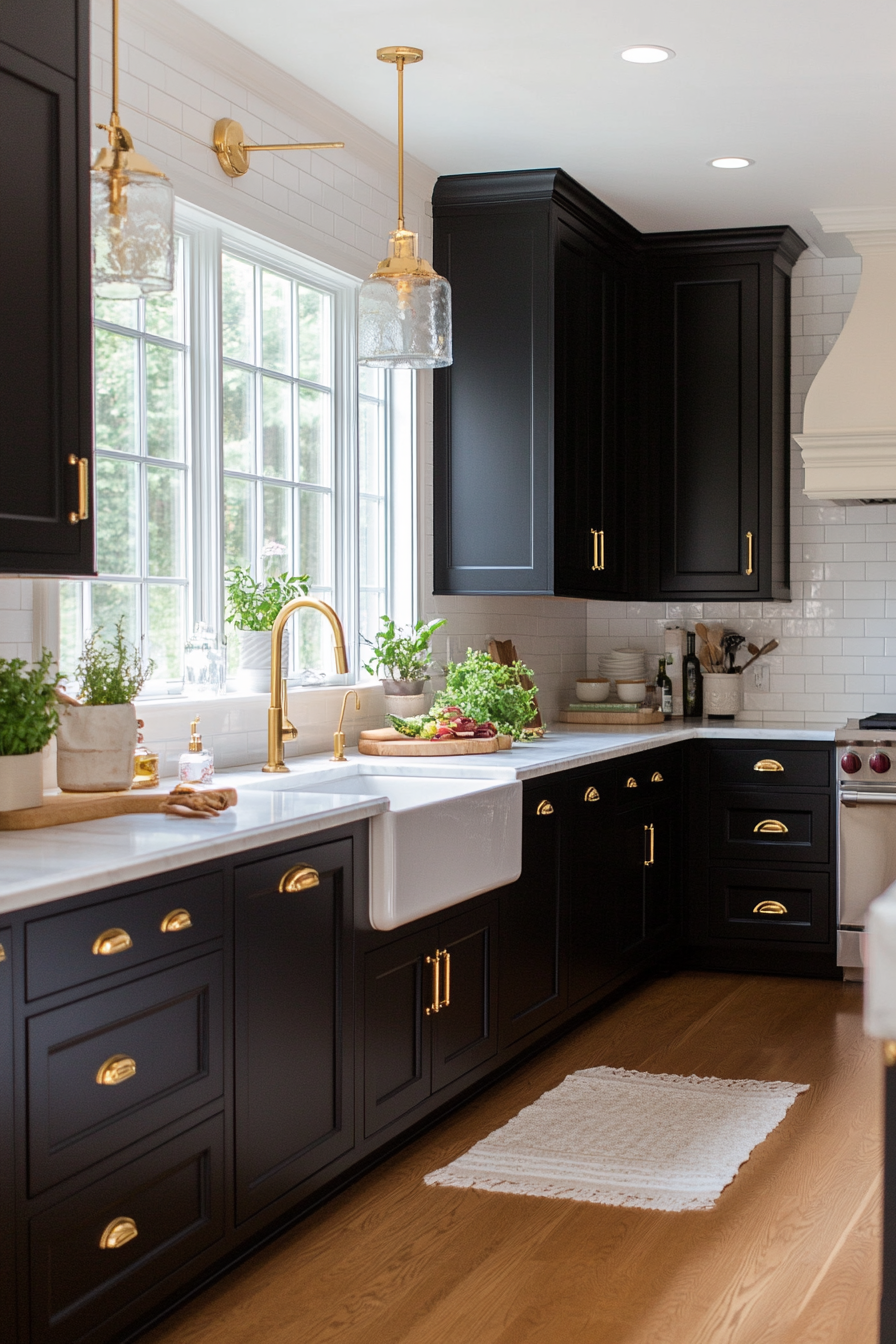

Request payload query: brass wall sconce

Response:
[212,119,344,178]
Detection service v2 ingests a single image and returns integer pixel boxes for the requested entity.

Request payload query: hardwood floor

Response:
[144,973,882,1344]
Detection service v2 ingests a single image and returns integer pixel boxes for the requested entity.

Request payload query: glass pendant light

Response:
[91,0,174,299]
[358,47,452,369]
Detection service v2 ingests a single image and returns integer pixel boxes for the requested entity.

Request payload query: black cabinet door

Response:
[0,931,14,1344]
[234,840,354,1223]
[431,902,499,1092]
[364,928,434,1137]
[644,799,679,944]
[499,785,567,1047]
[0,20,93,575]
[563,773,621,1004]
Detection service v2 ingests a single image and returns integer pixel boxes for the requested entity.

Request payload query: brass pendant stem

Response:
[396,56,405,231]
[111,0,119,121]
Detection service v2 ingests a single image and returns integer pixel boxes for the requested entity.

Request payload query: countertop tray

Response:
[558,708,665,726]
[358,728,500,756]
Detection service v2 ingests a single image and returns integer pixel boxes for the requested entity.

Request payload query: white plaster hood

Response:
[797,208,896,501]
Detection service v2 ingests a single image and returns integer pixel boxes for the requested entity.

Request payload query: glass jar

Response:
[183,624,226,697]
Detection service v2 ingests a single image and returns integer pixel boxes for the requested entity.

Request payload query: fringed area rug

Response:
[424,1067,809,1212]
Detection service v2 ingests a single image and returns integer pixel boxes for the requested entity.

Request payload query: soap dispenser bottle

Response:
[179,717,214,784]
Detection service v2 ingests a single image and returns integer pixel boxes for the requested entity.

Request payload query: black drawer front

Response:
[28,953,223,1195]
[26,871,224,1001]
[708,868,831,943]
[709,790,829,864]
[708,746,831,789]
[29,1115,224,1344]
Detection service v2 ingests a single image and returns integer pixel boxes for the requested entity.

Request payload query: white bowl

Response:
[576,678,610,703]
[615,679,647,704]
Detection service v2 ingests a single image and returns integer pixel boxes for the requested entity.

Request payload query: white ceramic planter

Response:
[0,752,44,811]
[231,629,289,695]
[702,672,743,718]
[56,703,138,792]
[384,693,427,720]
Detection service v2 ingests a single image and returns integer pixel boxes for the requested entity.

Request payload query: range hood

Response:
[797,208,896,502]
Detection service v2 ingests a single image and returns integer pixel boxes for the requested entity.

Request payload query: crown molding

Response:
[812,206,896,235]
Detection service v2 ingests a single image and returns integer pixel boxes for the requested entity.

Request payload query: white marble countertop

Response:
[0,718,839,917]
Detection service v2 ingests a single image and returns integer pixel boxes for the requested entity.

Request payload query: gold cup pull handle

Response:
[584,786,600,803]
[99,1217,138,1250]
[160,908,192,933]
[96,1054,136,1086]
[754,759,784,772]
[745,530,754,576]
[651,772,664,783]
[92,928,133,957]
[753,900,788,916]
[536,800,554,816]
[754,819,789,834]
[68,454,89,524]
[626,777,638,789]
[0,943,6,963]
[425,952,441,1016]
[279,865,320,893]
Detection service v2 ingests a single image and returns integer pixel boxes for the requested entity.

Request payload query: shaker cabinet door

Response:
[431,902,499,1092]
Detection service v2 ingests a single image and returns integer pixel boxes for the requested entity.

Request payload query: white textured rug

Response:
[424,1067,809,1212]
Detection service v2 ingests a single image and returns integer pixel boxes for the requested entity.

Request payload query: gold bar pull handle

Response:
[591,528,605,572]
[425,952,441,1016]
[745,530,754,576]
[96,1054,136,1086]
[885,1041,896,1067]
[279,865,320,893]
[92,928,133,957]
[440,949,451,1010]
[754,819,789,834]
[99,1217,138,1250]
[68,454,89,524]
[644,823,655,867]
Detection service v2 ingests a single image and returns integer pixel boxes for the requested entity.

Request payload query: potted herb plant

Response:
[225,567,310,693]
[56,619,154,792]
[434,649,539,744]
[0,650,61,811]
[363,616,446,717]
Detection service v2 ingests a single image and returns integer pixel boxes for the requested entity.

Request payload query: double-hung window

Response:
[60,203,415,693]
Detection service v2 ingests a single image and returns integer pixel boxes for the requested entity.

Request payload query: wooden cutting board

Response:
[559,708,665,726]
[358,728,499,757]
[0,788,237,830]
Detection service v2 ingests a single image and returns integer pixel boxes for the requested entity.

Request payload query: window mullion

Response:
[188,222,222,633]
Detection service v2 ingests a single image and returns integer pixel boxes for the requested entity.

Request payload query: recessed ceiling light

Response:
[620,46,674,63]
[709,157,754,169]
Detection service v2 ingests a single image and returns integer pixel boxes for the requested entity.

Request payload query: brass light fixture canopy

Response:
[91,0,174,297]
[358,45,452,369]
[212,117,344,178]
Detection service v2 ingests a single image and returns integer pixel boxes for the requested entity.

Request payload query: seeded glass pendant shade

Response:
[91,0,174,298]
[358,48,452,369]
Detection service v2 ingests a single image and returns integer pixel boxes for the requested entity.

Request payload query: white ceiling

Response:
[176,0,896,254]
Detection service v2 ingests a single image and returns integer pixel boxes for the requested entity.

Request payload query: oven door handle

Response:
[841,791,896,805]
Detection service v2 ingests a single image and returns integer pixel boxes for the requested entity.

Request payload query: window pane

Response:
[359,495,383,590]
[293,602,331,677]
[59,581,83,686]
[90,582,140,651]
[299,388,330,485]
[94,295,139,329]
[146,343,184,460]
[222,254,254,363]
[148,465,185,577]
[299,488,329,587]
[359,398,384,495]
[94,328,138,454]
[298,286,327,384]
[262,271,292,374]
[96,457,139,575]
[262,376,292,479]
[359,589,384,655]
[145,238,183,341]
[223,365,253,472]
[358,365,382,399]
[147,584,184,681]
[263,484,292,578]
[224,476,253,572]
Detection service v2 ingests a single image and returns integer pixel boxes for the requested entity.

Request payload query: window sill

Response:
[136,680,381,710]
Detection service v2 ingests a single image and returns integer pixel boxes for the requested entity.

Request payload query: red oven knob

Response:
[840,751,862,774]
[870,751,891,774]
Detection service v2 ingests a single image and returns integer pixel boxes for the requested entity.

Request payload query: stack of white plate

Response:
[600,649,647,684]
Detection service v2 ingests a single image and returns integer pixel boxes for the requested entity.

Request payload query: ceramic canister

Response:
[702,672,743,718]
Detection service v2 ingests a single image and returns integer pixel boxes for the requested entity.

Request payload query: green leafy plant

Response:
[76,619,154,705]
[0,649,62,755]
[362,616,446,682]
[434,649,538,739]
[224,567,311,631]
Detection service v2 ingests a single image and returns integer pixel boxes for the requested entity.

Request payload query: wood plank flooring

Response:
[144,972,883,1344]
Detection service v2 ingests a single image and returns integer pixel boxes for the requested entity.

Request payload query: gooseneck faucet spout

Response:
[263,598,349,773]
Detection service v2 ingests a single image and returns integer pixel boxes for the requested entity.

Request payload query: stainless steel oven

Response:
[837,717,896,976]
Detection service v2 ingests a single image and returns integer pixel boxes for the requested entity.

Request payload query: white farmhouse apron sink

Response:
[244,769,522,931]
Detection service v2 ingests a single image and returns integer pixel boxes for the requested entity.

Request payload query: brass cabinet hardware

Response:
[643,823,655,867]
[99,1217,138,1250]
[96,1054,136,1086]
[425,952,441,1016]
[626,777,637,788]
[278,865,320,893]
[745,530,754,576]
[536,800,554,816]
[584,787,600,803]
[753,819,789,834]
[884,1041,896,1067]
[67,454,89,524]
[753,900,788,916]
[92,928,133,957]
[590,528,605,572]
[754,759,784,772]
[441,950,451,1010]
[651,772,664,783]
[160,908,192,933]
[0,944,5,962]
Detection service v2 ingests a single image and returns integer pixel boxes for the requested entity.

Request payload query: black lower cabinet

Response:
[563,770,620,1004]
[0,929,14,1344]
[234,839,354,1223]
[499,786,566,1047]
[364,902,498,1137]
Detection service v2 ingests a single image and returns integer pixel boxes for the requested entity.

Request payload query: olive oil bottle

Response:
[656,657,673,716]
[683,630,703,718]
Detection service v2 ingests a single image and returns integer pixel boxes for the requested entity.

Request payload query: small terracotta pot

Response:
[0,752,43,811]
[56,703,138,792]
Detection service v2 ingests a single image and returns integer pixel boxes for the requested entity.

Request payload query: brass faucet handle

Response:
[281,678,298,742]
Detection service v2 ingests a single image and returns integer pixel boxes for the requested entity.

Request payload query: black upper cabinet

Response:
[433,170,638,599]
[0,0,94,576]
[643,230,803,600]
[433,171,803,602]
